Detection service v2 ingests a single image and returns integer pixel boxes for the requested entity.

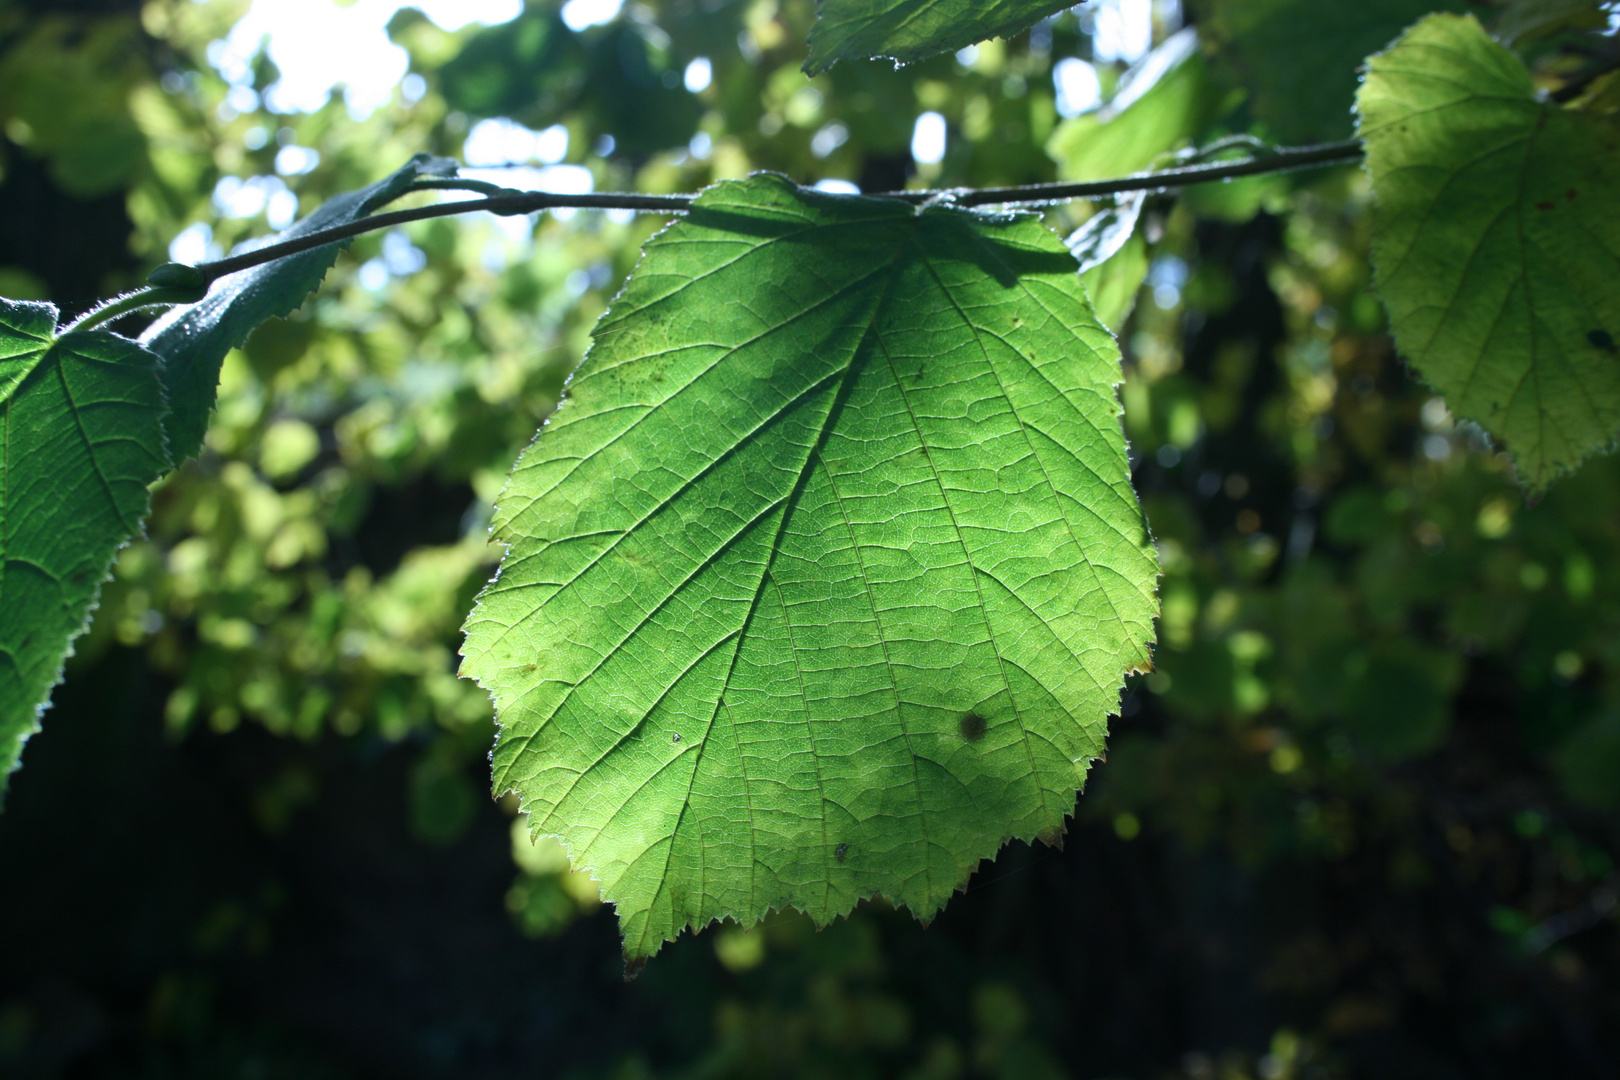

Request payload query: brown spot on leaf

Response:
[959,712,987,742]
[623,956,647,982]
[835,842,849,862]
[1536,201,1556,211]
[1036,824,1067,850]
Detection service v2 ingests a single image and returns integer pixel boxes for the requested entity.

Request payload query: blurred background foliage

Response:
[1,0,1618,1077]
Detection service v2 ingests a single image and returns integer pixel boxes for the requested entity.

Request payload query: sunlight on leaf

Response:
[460,175,1159,961]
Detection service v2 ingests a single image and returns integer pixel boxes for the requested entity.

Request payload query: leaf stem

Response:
[175,140,1365,288]
[63,285,209,334]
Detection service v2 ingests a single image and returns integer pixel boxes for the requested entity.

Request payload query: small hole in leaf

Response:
[959,712,987,742]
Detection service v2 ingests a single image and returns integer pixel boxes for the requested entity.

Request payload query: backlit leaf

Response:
[1358,13,1620,488]
[804,0,1076,75]
[460,175,1159,961]
[0,299,170,801]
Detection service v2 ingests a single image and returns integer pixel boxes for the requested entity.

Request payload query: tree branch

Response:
[170,140,1365,290]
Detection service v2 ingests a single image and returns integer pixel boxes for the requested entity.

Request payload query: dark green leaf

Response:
[1359,13,1620,488]
[460,175,1160,960]
[1197,0,1469,143]
[140,154,459,462]
[805,0,1076,75]
[0,298,170,801]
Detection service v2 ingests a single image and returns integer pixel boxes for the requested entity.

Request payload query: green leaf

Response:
[0,298,170,802]
[460,175,1159,962]
[1358,13,1620,488]
[804,0,1075,75]
[140,154,459,462]
[1081,238,1149,336]
[1197,0,1469,143]
[1047,29,1211,182]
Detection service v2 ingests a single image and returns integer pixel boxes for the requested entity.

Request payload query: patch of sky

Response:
[274,145,320,176]
[213,174,300,229]
[1148,255,1187,310]
[911,112,946,166]
[810,123,848,159]
[463,118,569,167]
[1111,26,1196,112]
[1053,58,1101,117]
[1087,0,1153,65]
[560,0,623,32]
[169,222,222,266]
[381,230,427,276]
[357,228,428,288]
[813,180,860,195]
[683,57,712,93]
[208,0,522,118]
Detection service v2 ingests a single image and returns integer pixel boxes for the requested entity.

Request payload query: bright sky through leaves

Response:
[210,0,522,115]
[461,175,1159,961]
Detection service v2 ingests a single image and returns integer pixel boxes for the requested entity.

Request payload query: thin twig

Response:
[176,140,1365,289]
[879,140,1364,206]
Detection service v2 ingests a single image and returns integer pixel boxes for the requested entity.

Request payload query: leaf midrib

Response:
[630,207,925,948]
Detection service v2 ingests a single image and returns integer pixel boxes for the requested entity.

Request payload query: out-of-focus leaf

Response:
[1197,0,1469,143]
[804,0,1076,75]
[1494,0,1610,45]
[1047,29,1209,182]
[1358,13,1620,489]
[1339,645,1463,759]
[140,154,459,463]
[460,175,1159,962]
[1552,710,1620,809]
[0,17,148,197]
[0,299,170,801]
[434,7,587,119]
[581,22,703,156]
